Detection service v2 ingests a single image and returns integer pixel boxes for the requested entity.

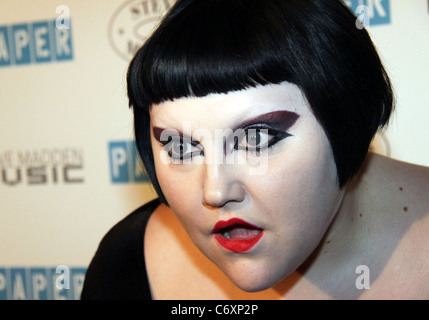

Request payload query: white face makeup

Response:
[149,82,345,292]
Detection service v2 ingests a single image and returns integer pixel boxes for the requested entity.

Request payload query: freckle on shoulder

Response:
[361,153,429,217]
[367,153,429,192]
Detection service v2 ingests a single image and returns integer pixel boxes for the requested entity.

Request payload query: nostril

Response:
[202,190,227,208]
[202,184,246,208]
[202,164,246,207]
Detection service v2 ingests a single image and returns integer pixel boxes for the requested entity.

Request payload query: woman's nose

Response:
[201,162,245,208]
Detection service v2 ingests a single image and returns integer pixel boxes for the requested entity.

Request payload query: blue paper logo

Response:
[0,18,73,67]
[0,266,86,300]
[108,141,150,184]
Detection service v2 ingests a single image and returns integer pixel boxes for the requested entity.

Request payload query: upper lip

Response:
[211,218,262,234]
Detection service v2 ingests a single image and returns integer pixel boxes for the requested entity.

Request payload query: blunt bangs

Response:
[128,0,323,107]
[127,0,394,204]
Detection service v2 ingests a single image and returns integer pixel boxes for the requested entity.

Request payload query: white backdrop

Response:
[0,0,428,299]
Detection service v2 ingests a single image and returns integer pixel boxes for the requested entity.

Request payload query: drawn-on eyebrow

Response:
[233,110,300,131]
[152,127,187,143]
[152,110,300,142]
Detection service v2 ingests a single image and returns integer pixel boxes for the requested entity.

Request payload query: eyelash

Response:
[160,136,203,161]
[159,126,291,161]
[234,126,290,154]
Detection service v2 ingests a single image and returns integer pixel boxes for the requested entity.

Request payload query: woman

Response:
[82,0,429,299]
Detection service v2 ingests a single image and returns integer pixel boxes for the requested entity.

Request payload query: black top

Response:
[81,198,160,300]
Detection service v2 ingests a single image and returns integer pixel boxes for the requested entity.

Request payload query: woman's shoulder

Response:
[102,198,160,235]
[144,204,216,299]
[362,152,429,243]
[362,152,429,211]
[357,153,429,298]
[354,152,429,241]
[145,204,200,299]
[81,198,161,299]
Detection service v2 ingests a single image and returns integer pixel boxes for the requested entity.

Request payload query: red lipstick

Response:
[212,218,264,253]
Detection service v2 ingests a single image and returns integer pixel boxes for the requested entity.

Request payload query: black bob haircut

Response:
[127,0,394,205]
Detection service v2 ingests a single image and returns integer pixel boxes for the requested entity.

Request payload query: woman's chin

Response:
[221,265,289,293]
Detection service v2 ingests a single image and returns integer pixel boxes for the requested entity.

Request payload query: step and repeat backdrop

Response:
[0,0,428,300]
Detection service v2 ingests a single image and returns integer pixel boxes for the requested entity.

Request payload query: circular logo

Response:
[108,0,174,62]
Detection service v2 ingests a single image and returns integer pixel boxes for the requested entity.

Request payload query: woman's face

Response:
[149,82,345,291]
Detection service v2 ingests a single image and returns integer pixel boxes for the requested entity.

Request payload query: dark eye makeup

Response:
[233,125,291,155]
[153,110,300,162]
[162,135,203,161]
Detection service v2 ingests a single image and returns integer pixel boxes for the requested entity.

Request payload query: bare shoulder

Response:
[358,153,429,298]
[363,152,429,212]
[144,204,228,299]
[360,152,429,238]
[144,204,199,299]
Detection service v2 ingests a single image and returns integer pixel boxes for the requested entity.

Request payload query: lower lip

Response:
[213,232,264,253]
